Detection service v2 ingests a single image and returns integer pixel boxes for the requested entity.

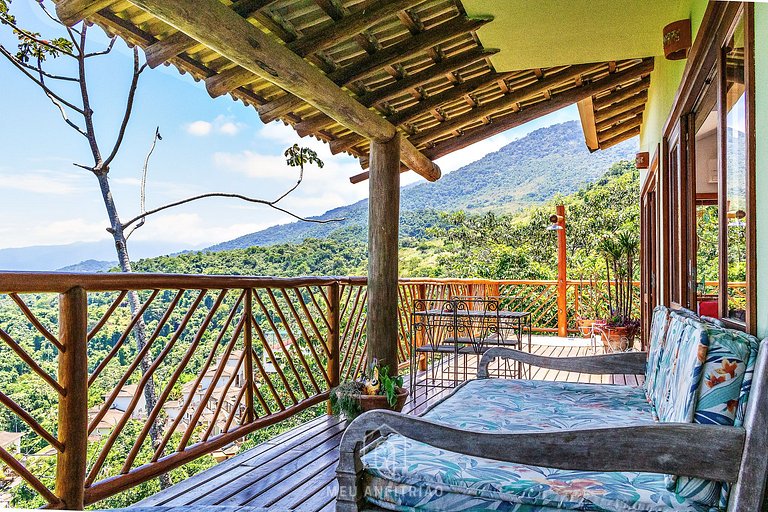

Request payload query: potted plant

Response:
[575,267,604,338]
[598,231,640,351]
[329,359,408,420]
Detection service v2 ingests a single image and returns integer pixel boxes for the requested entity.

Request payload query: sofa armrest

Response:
[477,346,647,377]
[336,410,745,512]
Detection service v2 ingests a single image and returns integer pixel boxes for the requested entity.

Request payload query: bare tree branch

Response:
[73,163,96,172]
[121,192,344,230]
[272,164,304,204]
[103,47,142,168]
[84,37,117,58]
[77,25,104,169]
[8,54,78,81]
[0,45,86,120]
[125,127,161,240]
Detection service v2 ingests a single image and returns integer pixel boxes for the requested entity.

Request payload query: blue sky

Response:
[0,1,579,254]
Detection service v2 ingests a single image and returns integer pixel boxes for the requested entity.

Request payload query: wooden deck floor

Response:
[135,341,643,511]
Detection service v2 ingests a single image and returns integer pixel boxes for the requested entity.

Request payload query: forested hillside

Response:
[136,160,640,281]
[206,121,636,251]
[0,148,641,509]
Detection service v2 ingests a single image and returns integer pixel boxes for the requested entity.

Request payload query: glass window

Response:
[723,17,747,322]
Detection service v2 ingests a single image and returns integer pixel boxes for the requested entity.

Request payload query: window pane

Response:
[725,17,747,322]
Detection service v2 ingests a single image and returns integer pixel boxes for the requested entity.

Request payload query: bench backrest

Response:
[645,305,762,508]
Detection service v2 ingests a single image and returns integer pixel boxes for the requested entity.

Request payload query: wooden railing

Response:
[0,273,747,508]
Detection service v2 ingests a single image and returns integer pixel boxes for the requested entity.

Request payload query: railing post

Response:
[555,204,568,337]
[244,288,255,423]
[327,282,341,414]
[56,286,88,510]
[416,283,427,371]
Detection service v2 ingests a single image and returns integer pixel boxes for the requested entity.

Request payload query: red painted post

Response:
[556,204,568,337]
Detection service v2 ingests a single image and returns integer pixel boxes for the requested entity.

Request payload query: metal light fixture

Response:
[547,214,564,231]
[727,209,747,228]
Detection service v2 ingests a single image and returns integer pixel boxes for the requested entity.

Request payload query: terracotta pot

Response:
[356,387,409,413]
[602,326,636,351]
[577,319,597,338]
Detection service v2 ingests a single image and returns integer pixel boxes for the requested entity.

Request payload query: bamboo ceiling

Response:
[67,0,654,182]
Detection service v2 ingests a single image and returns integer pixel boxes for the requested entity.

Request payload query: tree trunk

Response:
[95,173,172,489]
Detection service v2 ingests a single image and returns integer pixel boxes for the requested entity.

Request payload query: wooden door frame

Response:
[657,1,756,334]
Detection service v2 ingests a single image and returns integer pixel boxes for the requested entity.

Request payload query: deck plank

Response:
[136,339,642,511]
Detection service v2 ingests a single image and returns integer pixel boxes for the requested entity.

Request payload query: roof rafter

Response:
[254,15,491,118]
[408,61,625,148]
[56,0,117,25]
[416,61,651,157]
[116,0,440,181]
[142,0,283,68]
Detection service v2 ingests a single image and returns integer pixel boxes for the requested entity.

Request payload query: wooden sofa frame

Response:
[336,345,768,512]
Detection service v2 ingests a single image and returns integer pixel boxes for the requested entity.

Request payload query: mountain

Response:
[207,121,637,252]
[0,240,197,271]
[57,259,117,272]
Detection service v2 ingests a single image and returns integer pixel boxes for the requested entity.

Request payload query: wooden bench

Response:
[337,307,768,512]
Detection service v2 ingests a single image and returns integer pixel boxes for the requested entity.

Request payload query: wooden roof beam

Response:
[55,0,117,26]
[597,113,643,141]
[292,0,429,57]
[327,16,492,88]
[599,125,641,149]
[408,59,645,148]
[258,37,495,125]
[358,47,497,107]
[327,48,498,154]
[142,0,282,68]
[215,15,490,108]
[120,0,441,181]
[596,92,648,122]
[313,0,346,21]
[595,102,646,132]
[416,59,654,161]
[577,97,599,152]
[592,76,651,110]
[316,63,504,148]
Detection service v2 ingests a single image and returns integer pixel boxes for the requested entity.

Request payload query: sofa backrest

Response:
[644,305,761,507]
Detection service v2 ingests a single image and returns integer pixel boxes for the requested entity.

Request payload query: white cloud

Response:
[0,217,107,248]
[257,121,299,145]
[129,212,273,246]
[212,139,368,217]
[0,170,88,195]
[185,120,213,136]
[218,122,241,136]
[185,115,246,137]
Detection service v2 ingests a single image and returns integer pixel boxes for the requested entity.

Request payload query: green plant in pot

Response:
[598,231,640,351]
[574,264,604,338]
[330,358,408,420]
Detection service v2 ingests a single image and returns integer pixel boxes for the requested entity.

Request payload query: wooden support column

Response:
[244,288,255,423]
[367,135,401,372]
[555,204,568,337]
[55,286,88,510]
[326,282,340,414]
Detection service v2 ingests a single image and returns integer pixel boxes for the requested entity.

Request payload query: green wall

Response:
[638,0,709,158]
[755,4,768,339]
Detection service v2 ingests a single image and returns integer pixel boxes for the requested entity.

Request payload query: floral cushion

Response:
[644,306,671,401]
[650,314,703,422]
[678,326,759,508]
[643,312,759,507]
[362,379,711,512]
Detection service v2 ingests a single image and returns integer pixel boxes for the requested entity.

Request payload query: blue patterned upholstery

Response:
[363,380,709,512]
[360,308,759,512]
